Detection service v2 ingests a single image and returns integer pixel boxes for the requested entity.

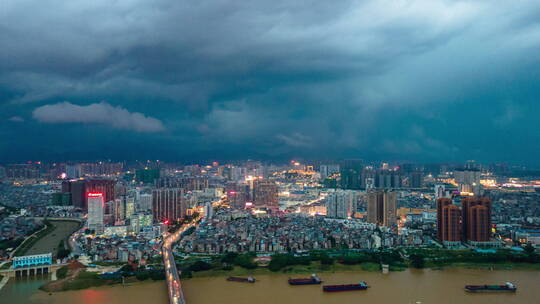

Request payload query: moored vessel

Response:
[465,282,517,293]
[323,281,369,292]
[288,274,322,285]
[227,276,256,283]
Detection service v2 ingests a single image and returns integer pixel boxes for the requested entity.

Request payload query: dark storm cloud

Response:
[2,0,540,163]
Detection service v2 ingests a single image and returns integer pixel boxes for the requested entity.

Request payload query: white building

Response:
[138,193,153,211]
[325,190,358,219]
[87,193,104,234]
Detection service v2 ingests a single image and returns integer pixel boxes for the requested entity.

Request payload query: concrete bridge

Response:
[163,219,200,304]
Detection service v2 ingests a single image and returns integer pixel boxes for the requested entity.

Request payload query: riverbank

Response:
[186,260,540,279]
[4,266,540,304]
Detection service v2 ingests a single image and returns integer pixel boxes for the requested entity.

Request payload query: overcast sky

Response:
[2,0,540,164]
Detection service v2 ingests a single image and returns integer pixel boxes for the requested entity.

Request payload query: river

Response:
[2,268,540,304]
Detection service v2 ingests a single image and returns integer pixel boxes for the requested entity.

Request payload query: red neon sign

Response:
[87,192,103,197]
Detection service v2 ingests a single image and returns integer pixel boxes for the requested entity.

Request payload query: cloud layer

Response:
[1,0,540,163]
[32,102,165,133]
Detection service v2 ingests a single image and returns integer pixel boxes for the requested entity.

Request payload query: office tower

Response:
[86,179,116,207]
[461,197,492,242]
[253,179,279,210]
[367,190,397,227]
[436,198,452,241]
[152,188,186,223]
[87,193,104,234]
[441,205,461,243]
[340,159,363,189]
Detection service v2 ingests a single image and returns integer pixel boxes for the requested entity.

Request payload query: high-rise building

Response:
[253,179,279,210]
[441,205,461,243]
[138,193,153,211]
[340,159,363,189]
[226,182,250,209]
[152,188,186,223]
[436,198,452,241]
[320,164,340,179]
[454,169,482,194]
[62,180,86,209]
[86,179,116,204]
[437,197,492,245]
[409,171,424,188]
[325,190,358,219]
[467,205,490,242]
[66,164,82,178]
[461,197,492,242]
[205,201,214,219]
[155,176,208,191]
[434,184,447,200]
[87,192,104,234]
[367,190,397,227]
[136,168,160,184]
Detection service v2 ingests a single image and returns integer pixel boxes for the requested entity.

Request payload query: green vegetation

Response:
[57,240,71,260]
[0,238,23,251]
[404,248,540,269]
[13,221,55,256]
[62,271,110,290]
[409,254,425,269]
[56,265,69,279]
[0,262,12,269]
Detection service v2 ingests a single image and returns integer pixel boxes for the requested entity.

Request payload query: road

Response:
[162,218,200,304]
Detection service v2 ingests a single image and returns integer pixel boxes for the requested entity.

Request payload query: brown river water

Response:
[3,268,540,304]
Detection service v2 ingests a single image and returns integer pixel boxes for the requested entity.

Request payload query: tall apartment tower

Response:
[436,197,492,245]
[441,204,461,243]
[152,188,186,223]
[87,192,104,234]
[461,197,492,242]
[436,198,452,241]
[253,179,279,210]
[467,205,490,242]
[367,190,397,227]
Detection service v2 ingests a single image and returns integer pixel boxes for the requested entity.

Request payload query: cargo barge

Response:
[465,282,517,293]
[323,281,369,292]
[288,274,322,285]
[226,276,256,283]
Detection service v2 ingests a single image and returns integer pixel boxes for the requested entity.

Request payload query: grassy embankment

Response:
[12,221,56,257]
[404,247,540,271]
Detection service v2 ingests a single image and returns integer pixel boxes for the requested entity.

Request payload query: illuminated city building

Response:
[367,190,397,227]
[87,192,105,234]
